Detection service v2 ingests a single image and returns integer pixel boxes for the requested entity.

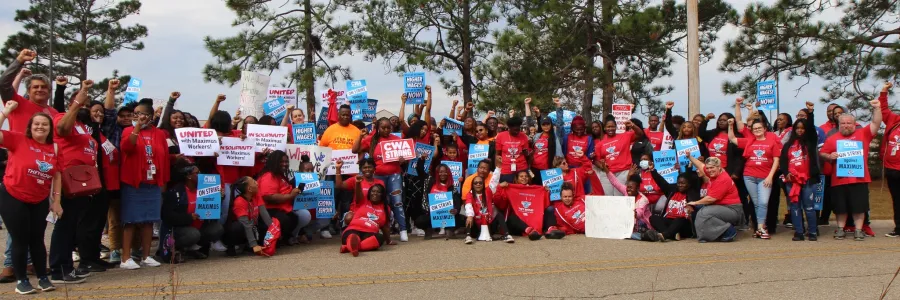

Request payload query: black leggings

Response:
[649,215,693,240]
[505,208,556,235]
[0,185,49,280]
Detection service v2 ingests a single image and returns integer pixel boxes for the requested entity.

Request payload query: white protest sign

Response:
[320,90,347,107]
[286,144,333,173]
[611,104,634,134]
[585,196,635,239]
[268,88,297,106]
[217,137,256,167]
[239,71,271,118]
[246,124,288,153]
[328,149,359,175]
[175,128,220,156]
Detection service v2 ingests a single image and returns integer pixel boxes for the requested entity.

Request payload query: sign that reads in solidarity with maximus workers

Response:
[379,139,415,163]
[292,123,317,145]
[316,181,335,219]
[428,192,455,228]
[263,96,287,121]
[293,173,321,210]
[403,72,426,104]
[328,149,360,175]
[346,80,368,102]
[756,80,778,111]
[836,140,865,178]
[653,149,679,184]
[217,137,255,167]
[239,71,270,118]
[467,144,489,176]
[611,104,634,134]
[674,139,701,172]
[541,168,564,201]
[246,124,288,153]
[175,128,220,156]
[407,143,434,176]
[196,174,221,220]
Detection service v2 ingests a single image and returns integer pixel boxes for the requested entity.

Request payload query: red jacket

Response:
[120,126,170,188]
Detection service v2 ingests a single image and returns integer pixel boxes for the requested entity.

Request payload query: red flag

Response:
[326,89,339,126]
[503,184,549,234]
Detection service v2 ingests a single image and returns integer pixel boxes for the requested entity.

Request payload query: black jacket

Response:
[162,183,196,228]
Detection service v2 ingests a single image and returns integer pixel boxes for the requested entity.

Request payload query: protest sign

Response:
[320,90,347,107]
[547,110,576,134]
[379,139,415,163]
[652,149,679,184]
[467,144,490,176]
[836,140,865,178]
[286,144,332,173]
[293,173,321,210]
[443,118,464,136]
[428,192,456,228]
[585,196,635,239]
[328,149,360,175]
[611,104,634,134]
[813,174,825,210]
[442,161,463,192]
[316,181,335,219]
[292,123,317,145]
[408,143,435,176]
[403,72,426,104]
[246,124,288,152]
[316,106,329,134]
[263,96,287,121]
[239,71,270,118]
[346,80,368,102]
[674,139,701,172]
[363,99,378,122]
[268,88,297,108]
[196,174,222,220]
[123,77,142,105]
[541,168,564,201]
[217,137,255,167]
[757,80,777,111]
[175,128,219,156]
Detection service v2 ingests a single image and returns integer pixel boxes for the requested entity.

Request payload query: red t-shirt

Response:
[344,176,385,210]
[494,131,531,174]
[185,186,203,229]
[257,172,294,213]
[701,174,741,206]
[644,129,663,151]
[707,132,730,169]
[562,168,585,199]
[639,170,663,204]
[820,126,874,186]
[595,131,635,173]
[883,123,900,170]
[1,131,58,203]
[552,199,586,234]
[4,95,57,133]
[736,137,782,178]
[532,133,551,170]
[359,134,402,175]
[664,193,688,219]
[345,203,387,233]
[565,134,591,168]
[430,182,450,194]
[215,130,247,185]
[232,194,264,222]
[786,141,810,179]
[98,134,120,191]
[52,115,97,170]
[120,126,170,188]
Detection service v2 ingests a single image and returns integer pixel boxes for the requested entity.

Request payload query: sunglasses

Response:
[473,181,484,185]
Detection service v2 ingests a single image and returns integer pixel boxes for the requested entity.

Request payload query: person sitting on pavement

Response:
[547,183,586,237]
[157,157,224,263]
[341,176,394,256]
[687,156,744,243]
[222,176,272,257]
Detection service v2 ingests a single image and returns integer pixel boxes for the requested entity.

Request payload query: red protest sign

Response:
[379,139,415,163]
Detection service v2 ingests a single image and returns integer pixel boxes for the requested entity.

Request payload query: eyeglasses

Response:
[752,127,765,131]
[473,182,484,185]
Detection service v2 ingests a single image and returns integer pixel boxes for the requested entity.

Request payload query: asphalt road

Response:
[2,221,899,300]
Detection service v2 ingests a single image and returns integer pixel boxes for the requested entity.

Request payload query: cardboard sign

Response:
[320,90,347,107]
[408,143,435,176]
[836,140,865,178]
[175,128,219,156]
[467,144,490,176]
[652,149,679,184]
[547,110,576,134]
[246,124,288,152]
[363,99,378,122]
[196,174,222,220]
[403,72,426,104]
[316,106,329,135]
[428,192,455,228]
[292,123,317,145]
[541,168,564,201]
[585,196,635,239]
[286,144,332,173]
[217,137,255,167]
[611,104,634,134]
[328,149,359,175]
[379,139,415,163]
[268,88,297,108]
[316,181,335,219]
[441,160,463,193]
[757,80,777,111]
[239,71,270,118]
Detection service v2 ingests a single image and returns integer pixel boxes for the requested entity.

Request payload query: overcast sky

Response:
[0,0,870,126]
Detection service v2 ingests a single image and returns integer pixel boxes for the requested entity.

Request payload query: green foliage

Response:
[720,0,899,121]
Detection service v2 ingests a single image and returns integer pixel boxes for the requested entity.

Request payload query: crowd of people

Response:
[0,48,898,295]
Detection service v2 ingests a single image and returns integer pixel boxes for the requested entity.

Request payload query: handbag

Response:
[55,144,102,198]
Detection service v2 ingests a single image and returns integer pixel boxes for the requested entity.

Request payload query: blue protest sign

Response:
[428,192,455,228]
[350,102,365,121]
[363,99,378,122]
[316,106,329,134]
[540,168,564,201]
[316,181,335,219]
[391,132,402,138]
[196,174,221,220]
[441,161,463,193]
[443,118,464,136]
[836,140,865,178]
[652,150,679,184]
[407,143,435,176]
[756,80,777,111]
[813,175,825,210]
[123,77,142,105]
[346,80,367,102]
[674,139,701,172]
[293,172,321,210]
[403,72,426,104]
[467,144,490,176]
[547,110,576,134]
[263,96,287,121]
[292,123,317,145]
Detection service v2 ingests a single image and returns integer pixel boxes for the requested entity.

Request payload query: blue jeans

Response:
[291,209,313,238]
[4,232,31,268]
[218,184,232,225]
[786,182,818,235]
[743,176,772,227]
[375,174,407,231]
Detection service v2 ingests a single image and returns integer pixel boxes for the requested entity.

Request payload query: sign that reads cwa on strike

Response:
[379,139,415,163]
[175,128,220,156]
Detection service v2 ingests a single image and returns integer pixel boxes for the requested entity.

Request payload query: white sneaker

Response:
[141,256,161,267]
[187,244,201,251]
[320,231,333,239]
[414,228,426,237]
[211,241,227,252]
[438,228,446,236]
[120,258,140,270]
[72,251,80,262]
[464,236,474,244]
[399,231,409,242]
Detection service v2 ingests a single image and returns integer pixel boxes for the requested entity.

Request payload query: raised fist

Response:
[81,80,94,90]
[286,104,295,111]
[16,49,36,63]
[216,94,226,103]
[335,160,344,169]
[665,101,674,109]
[487,110,495,116]
[735,97,744,104]
[870,99,881,108]
[56,76,69,86]
[524,98,532,104]
[706,113,715,120]
[107,78,119,90]
[5,101,19,112]
[401,93,407,102]
[425,85,432,93]
[170,91,181,100]
[19,68,32,77]
[727,119,735,126]
[885,81,894,91]
[805,101,814,110]
[452,99,459,106]
[466,102,474,110]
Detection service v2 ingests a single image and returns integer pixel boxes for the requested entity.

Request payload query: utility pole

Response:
[48,0,55,79]
[686,0,700,117]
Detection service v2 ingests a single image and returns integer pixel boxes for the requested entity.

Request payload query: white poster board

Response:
[175,128,220,156]
[246,124,288,152]
[327,149,359,175]
[585,195,635,239]
[217,137,256,167]
[286,144,333,174]
[239,71,271,118]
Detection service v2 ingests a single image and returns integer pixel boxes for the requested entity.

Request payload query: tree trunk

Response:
[303,0,315,115]
[601,57,614,118]
[461,0,473,105]
[581,0,595,124]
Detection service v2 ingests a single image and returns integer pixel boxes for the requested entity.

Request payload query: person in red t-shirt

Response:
[635,154,663,206]
[158,158,224,262]
[648,167,700,241]
[819,100,882,241]
[494,171,561,241]
[779,114,821,241]
[687,156,743,243]
[341,174,393,256]
[257,150,302,246]
[547,183,586,236]
[727,119,781,239]
[877,82,900,237]
[354,118,409,242]
[223,176,273,257]
[644,114,663,151]
[593,117,644,196]
[0,49,59,133]
[0,100,60,291]
[336,159,385,211]
[494,117,533,183]
[413,164,462,240]
[463,175,512,244]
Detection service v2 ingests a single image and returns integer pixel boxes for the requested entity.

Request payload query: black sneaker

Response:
[71,268,92,278]
[808,233,818,241]
[885,231,899,238]
[792,233,805,241]
[15,279,36,295]
[50,272,86,284]
[77,262,106,273]
[99,244,110,253]
[37,277,55,292]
